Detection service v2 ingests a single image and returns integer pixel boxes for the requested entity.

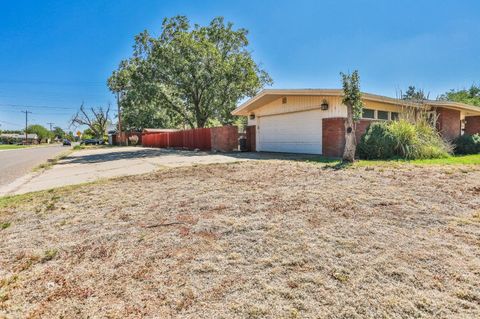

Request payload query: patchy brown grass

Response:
[0,160,479,318]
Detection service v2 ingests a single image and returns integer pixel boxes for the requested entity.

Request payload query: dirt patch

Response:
[0,161,479,318]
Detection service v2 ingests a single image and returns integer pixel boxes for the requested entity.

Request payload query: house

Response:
[232,89,480,156]
[0,133,39,144]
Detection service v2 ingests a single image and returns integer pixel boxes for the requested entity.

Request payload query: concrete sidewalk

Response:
[0,146,252,196]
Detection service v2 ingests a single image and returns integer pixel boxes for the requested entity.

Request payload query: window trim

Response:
[362,109,401,121]
[377,110,389,121]
[362,108,376,119]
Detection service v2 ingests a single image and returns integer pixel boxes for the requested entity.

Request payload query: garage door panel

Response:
[258,110,323,154]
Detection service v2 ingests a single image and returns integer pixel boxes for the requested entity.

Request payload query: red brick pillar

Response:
[322,118,375,158]
[436,107,461,140]
[322,118,345,157]
[465,116,480,135]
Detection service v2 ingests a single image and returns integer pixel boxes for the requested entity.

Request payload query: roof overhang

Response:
[232,89,480,116]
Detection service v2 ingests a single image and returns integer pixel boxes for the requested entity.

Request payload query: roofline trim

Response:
[232,89,480,115]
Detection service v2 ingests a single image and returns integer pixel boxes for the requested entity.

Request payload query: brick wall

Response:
[322,117,375,158]
[465,116,480,135]
[211,126,239,152]
[436,107,461,141]
[246,125,256,151]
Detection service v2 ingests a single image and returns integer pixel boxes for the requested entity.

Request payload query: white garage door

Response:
[258,109,323,154]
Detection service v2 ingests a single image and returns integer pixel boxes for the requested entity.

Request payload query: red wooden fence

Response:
[142,127,212,150]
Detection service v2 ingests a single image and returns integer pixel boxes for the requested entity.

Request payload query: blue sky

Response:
[0,0,479,131]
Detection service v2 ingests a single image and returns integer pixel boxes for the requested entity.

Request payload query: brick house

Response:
[232,89,480,157]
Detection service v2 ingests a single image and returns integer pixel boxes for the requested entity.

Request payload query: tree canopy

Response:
[438,84,480,107]
[402,86,428,101]
[26,124,52,142]
[341,71,364,122]
[52,127,65,139]
[108,16,272,129]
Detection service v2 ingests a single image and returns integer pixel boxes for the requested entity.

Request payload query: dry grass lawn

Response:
[0,160,479,318]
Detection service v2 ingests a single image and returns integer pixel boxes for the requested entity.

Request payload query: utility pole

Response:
[47,122,54,131]
[21,110,32,145]
[116,92,123,145]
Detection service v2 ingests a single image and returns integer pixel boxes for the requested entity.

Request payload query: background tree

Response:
[70,104,111,139]
[438,84,480,106]
[402,86,428,101]
[52,126,65,139]
[108,16,272,129]
[26,124,53,143]
[341,70,364,162]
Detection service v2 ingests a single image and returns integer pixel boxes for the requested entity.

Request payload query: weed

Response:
[331,270,350,283]
[42,249,58,262]
[0,222,11,230]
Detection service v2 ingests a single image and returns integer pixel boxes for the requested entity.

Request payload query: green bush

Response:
[358,119,452,160]
[454,134,480,154]
[358,122,396,159]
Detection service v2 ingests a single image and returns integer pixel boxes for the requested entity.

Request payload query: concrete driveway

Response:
[0,146,320,196]
[0,147,239,196]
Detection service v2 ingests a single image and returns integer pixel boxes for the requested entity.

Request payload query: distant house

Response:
[232,89,480,156]
[0,133,39,144]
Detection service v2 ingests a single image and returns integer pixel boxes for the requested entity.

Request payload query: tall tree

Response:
[438,84,480,107]
[52,126,65,139]
[70,104,111,138]
[108,16,272,129]
[26,124,52,143]
[341,71,364,163]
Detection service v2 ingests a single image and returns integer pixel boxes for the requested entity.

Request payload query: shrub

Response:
[454,134,480,154]
[358,122,396,159]
[358,119,452,160]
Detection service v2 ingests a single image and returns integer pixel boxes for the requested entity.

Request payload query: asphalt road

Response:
[0,145,68,188]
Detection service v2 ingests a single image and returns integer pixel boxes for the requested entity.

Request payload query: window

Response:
[377,111,389,120]
[391,112,399,121]
[362,109,375,119]
[426,111,437,126]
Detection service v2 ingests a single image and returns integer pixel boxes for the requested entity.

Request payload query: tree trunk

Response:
[342,104,356,162]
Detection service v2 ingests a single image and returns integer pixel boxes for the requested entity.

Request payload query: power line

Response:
[0,119,23,127]
[0,109,73,115]
[0,103,78,110]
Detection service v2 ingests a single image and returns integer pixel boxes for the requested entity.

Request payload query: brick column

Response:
[436,107,461,140]
[465,116,480,135]
[322,118,375,158]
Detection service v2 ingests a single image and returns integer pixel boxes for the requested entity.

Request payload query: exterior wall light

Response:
[249,114,256,120]
[321,99,329,110]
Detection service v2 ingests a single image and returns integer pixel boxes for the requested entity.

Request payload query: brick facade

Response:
[322,118,375,158]
[436,107,461,141]
[465,116,480,135]
[246,125,256,151]
[211,126,239,152]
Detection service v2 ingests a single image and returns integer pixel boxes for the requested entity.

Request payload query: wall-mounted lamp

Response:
[249,114,256,120]
[320,99,329,110]
[282,97,287,104]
